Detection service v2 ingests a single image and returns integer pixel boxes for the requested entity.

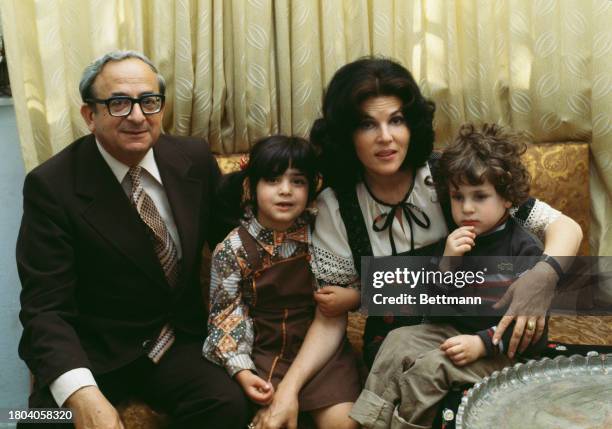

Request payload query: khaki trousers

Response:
[350,324,512,429]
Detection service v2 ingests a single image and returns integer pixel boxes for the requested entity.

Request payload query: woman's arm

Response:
[280,308,347,391]
[542,213,583,258]
[254,308,347,429]
[310,189,361,287]
[512,199,583,256]
[494,213,582,357]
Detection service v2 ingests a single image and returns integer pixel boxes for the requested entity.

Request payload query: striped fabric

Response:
[128,166,178,363]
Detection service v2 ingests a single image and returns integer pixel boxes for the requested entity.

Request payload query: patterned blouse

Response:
[202,210,350,376]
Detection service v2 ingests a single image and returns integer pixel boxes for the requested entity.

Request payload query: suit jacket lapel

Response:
[75,135,169,290]
[154,135,202,287]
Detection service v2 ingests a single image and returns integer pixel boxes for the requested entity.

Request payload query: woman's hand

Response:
[251,386,299,429]
[235,370,275,405]
[493,315,547,358]
[492,261,558,358]
[252,308,346,428]
[440,335,486,366]
[314,286,360,317]
[251,308,347,428]
[443,226,476,257]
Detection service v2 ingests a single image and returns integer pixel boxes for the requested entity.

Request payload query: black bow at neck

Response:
[364,179,431,255]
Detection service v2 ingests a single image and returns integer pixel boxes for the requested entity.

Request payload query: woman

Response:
[309,57,582,427]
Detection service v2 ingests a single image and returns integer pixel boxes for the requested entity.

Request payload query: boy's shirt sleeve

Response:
[475,326,513,358]
[203,236,257,377]
[476,327,499,357]
[477,321,549,358]
[475,325,527,357]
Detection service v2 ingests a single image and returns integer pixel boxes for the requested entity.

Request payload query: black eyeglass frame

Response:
[85,93,166,117]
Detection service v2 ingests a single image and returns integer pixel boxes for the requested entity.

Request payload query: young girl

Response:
[203,136,360,429]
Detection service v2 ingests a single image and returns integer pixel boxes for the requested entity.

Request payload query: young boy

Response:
[350,123,549,429]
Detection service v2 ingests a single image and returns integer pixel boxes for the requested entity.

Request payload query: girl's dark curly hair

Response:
[217,135,319,220]
[436,123,530,206]
[310,57,436,192]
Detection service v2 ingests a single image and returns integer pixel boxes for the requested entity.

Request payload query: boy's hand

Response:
[440,334,486,366]
[314,286,360,317]
[235,370,274,405]
[443,226,476,257]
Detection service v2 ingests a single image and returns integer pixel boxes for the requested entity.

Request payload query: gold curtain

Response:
[1,0,611,254]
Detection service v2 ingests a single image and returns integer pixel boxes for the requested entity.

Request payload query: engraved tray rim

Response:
[456,352,611,429]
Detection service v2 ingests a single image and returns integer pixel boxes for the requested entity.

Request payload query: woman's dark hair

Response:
[435,123,530,206]
[310,56,436,192]
[218,135,319,220]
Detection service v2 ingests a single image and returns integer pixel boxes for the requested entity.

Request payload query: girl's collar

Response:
[240,207,314,253]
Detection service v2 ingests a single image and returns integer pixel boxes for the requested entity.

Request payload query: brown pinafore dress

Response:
[237,226,361,411]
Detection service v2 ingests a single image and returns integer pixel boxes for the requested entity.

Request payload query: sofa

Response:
[120,141,610,428]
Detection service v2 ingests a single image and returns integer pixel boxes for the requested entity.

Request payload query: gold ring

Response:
[526,319,536,331]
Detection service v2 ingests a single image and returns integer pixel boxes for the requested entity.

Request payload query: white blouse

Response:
[311,163,561,287]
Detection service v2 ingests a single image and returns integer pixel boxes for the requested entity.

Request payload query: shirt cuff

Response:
[50,368,97,406]
[476,328,497,357]
[226,354,257,377]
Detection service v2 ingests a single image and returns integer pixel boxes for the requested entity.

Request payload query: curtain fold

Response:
[1,0,610,254]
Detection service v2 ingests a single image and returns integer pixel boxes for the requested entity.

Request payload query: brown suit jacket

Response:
[17,134,228,391]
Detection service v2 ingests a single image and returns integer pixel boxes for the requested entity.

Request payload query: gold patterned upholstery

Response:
[117,401,169,429]
[548,316,612,345]
[521,143,589,256]
[120,142,594,428]
[216,153,244,174]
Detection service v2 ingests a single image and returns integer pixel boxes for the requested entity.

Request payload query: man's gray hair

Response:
[79,50,166,102]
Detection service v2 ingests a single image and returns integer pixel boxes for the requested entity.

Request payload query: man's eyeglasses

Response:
[86,94,165,117]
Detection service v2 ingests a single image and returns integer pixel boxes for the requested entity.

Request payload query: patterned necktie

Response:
[128,166,178,363]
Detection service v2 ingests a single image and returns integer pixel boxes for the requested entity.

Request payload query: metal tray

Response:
[456,352,612,429]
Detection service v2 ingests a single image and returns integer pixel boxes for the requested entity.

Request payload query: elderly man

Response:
[17,51,249,429]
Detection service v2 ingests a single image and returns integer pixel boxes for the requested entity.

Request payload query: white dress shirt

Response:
[50,141,181,406]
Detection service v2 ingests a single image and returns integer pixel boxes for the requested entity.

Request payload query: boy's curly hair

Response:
[436,123,530,206]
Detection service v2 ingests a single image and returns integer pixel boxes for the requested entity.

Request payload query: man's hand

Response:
[314,286,360,317]
[65,386,124,429]
[443,226,476,257]
[492,261,557,358]
[235,370,274,405]
[440,334,486,366]
[251,384,299,429]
